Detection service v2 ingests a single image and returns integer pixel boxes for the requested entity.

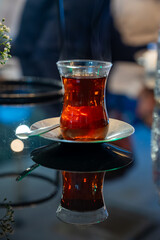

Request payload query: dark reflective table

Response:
[0,58,160,239]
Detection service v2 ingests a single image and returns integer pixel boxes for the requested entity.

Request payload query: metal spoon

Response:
[16,123,60,139]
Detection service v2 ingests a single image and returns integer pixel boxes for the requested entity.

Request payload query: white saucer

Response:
[31,117,135,143]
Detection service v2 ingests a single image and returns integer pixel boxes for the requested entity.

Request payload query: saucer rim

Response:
[31,117,135,144]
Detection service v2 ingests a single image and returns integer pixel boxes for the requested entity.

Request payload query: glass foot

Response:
[56,205,108,225]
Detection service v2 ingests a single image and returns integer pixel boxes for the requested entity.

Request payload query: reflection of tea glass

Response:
[31,141,133,225]
[56,60,112,141]
[56,171,107,225]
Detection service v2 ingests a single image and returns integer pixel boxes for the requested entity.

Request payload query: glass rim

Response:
[56,59,112,69]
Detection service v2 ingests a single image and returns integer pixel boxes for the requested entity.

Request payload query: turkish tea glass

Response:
[56,171,108,225]
[56,60,112,140]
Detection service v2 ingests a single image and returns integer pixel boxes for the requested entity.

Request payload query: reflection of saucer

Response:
[31,117,135,143]
[31,142,133,172]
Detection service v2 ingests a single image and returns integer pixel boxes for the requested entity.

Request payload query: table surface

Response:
[0,58,160,240]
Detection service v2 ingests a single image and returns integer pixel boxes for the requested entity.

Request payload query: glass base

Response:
[56,205,108,225]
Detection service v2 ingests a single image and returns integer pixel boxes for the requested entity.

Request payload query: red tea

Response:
[60,76,109,140]
[61,172,105,212]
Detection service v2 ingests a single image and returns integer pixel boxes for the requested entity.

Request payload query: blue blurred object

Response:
[0,105,32,124]
[147,43,157,50]
[107,92,137,124]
